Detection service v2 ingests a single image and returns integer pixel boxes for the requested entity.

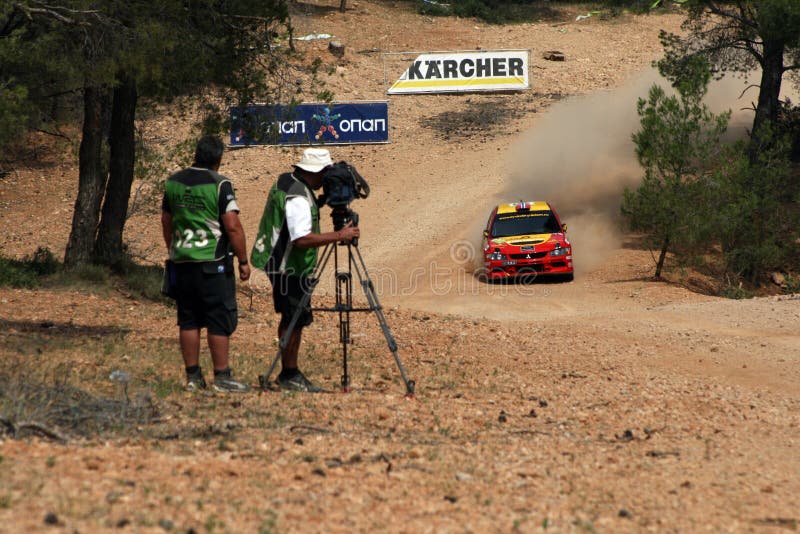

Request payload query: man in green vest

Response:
[161,136,251,392]
[251,148,359,392]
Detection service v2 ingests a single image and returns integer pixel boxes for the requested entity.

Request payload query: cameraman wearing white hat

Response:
[251,148,359,392]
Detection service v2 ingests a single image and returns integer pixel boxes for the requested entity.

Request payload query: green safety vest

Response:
[164,167,232,263]
[251,173,320,276]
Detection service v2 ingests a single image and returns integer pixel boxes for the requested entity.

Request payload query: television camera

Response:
[319,161,370,231]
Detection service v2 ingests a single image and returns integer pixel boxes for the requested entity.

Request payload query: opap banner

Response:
[387,50,529,94]
[229,101,389,146]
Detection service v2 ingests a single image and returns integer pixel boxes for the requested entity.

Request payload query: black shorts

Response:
[175,262,238,336]
[269,274,313,329]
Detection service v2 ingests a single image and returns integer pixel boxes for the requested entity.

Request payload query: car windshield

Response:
[491,211,560,238]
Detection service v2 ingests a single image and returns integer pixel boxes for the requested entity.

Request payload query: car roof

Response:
[495,201,551,215]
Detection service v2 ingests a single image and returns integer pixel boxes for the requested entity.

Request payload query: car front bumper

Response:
[483,256,573,279]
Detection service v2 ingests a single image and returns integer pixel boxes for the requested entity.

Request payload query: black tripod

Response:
[258,238,416,397]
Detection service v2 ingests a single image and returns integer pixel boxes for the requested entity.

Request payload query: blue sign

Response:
[230,101,389,146]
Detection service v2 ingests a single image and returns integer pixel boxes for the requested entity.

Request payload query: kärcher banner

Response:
[388,50,529,94]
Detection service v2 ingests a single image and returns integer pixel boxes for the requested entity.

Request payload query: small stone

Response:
[542,50,566,61]
[444,495,458,503]
[455,472,473,482]
[539,399,548,408]
[329,40,345,58]
[43,512,59,525]
[116,518,131,528]
[617,429,635,441]
[618,509,632,518]
[158,518,174,531]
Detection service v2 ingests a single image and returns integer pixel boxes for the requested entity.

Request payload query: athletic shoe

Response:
[185,372,207,391]
[277,371,323,393]
[212,373,250,393]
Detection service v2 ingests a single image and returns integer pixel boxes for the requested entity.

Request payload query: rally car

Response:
[482,201,574,281]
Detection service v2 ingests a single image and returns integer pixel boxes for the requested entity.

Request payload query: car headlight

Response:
[487,249,506,261]
[550,247,570,257]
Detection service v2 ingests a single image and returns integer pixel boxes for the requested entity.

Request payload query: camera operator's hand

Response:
[238,260,251,281]
[337,221,360,243]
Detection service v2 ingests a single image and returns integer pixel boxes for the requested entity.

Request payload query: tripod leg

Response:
[259,244,333,391]
[349,245,416,397]
[336,244,352,392]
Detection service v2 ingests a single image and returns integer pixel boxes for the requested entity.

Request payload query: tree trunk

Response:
[64,85,109,268]
[655,235,670,279]
[94,75,137,266]
[750,39,785,160]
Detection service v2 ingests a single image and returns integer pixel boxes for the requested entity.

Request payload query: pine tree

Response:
[622,58,730,278]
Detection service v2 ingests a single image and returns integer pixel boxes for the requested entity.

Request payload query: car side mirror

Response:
[561,223,568,232]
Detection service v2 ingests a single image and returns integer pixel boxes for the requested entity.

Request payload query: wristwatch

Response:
[239,258,248,265]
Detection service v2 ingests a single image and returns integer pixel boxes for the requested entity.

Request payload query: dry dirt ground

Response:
[1,1,800,533]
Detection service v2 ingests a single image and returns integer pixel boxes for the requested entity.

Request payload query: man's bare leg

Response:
[278,324,303,371]
[179,329,201,367]
[208,334,230,371]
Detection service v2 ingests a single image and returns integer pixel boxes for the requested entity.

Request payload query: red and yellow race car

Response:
[482,201,574,281]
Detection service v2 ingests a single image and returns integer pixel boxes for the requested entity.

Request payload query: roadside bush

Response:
[112,257,171,303]
[783,274,800,295]
[0,246,59,288]
[417,0,556,23]
[705,130,799,285]
[777,99,800,162]
[0,247,170,303]
[416,0,670,22]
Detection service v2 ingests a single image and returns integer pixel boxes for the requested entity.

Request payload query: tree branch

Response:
[738,84,759,99]
[704,0,758,32]
[34,127,71,140]
[12,2,90,26]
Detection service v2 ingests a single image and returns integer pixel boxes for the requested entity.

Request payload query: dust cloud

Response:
[504,67,775,274]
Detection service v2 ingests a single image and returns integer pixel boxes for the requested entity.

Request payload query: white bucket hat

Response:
[294,148,333,173]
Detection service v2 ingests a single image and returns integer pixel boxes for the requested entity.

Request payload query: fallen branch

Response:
[290,424,331,435]
[17,421,68,443]
[0,417,68,443]
[509,429,552,436]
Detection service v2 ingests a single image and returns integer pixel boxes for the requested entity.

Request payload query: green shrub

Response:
[113,258,171,303]
[416,0,666,23]
[0,258,39,288]
[418,0,452,16]
[0,247,59,288]
[705,129,799,285]
[783,275,800,295]
[719,282,753,300]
